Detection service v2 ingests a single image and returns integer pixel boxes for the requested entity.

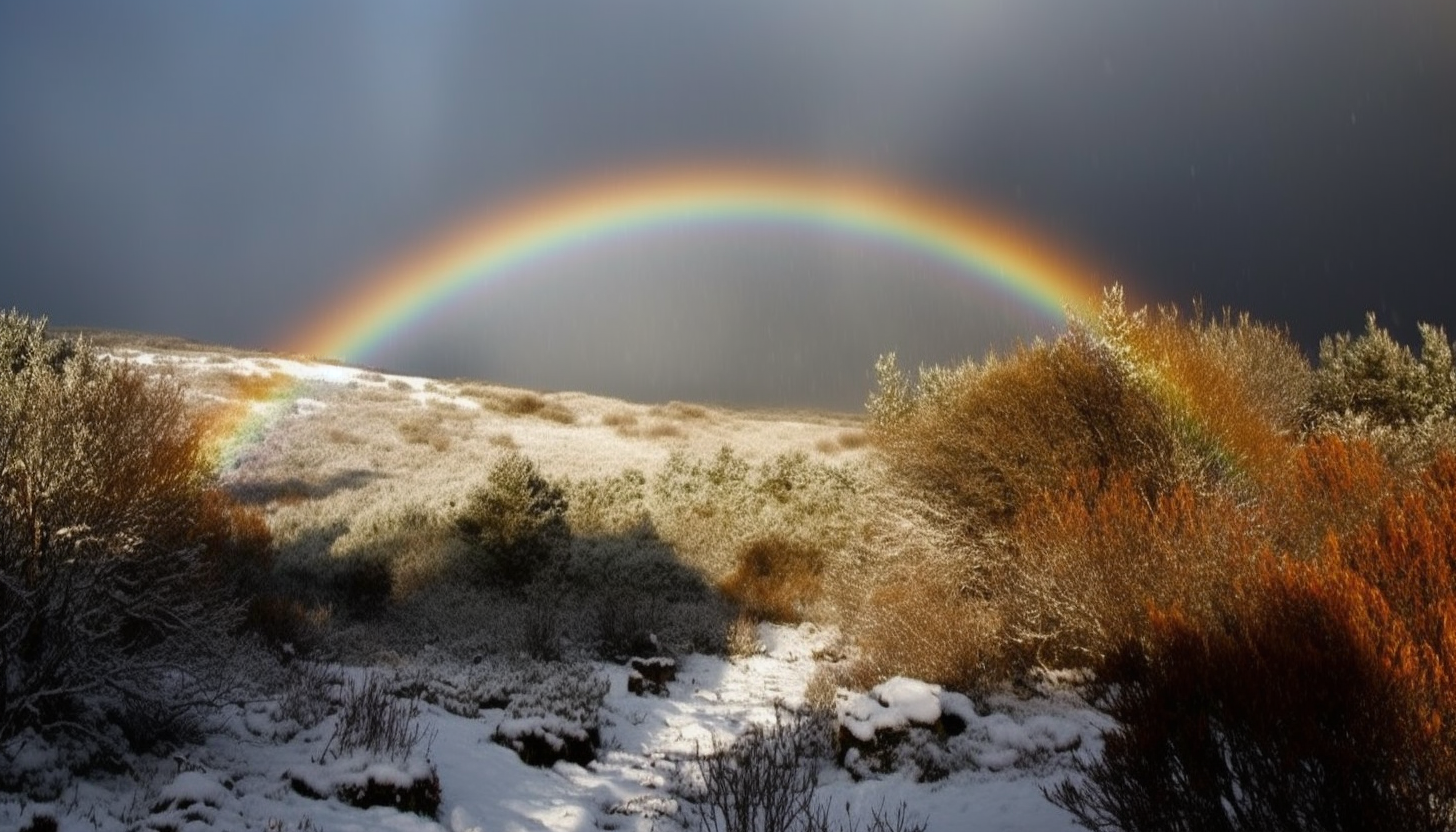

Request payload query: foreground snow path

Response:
[437,624,1097,832]
[2,623,1101,831]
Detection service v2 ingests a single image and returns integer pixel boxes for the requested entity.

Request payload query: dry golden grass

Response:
[601,409,639,429]
[327,427,366,445]
[649,401,711,421]
[816,428,871,455]
[396,412,452,451]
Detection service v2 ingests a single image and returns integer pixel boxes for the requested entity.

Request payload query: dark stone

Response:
[627,670,667,697]
[335,771,442,817]
[629,657,676,686]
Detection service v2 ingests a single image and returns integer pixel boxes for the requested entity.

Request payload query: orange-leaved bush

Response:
[1009,471,1258,668]
[1050,452,1456,832]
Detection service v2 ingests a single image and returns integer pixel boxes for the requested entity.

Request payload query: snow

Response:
[158,770,232,807]
[840,677,943,742]
[0,623,1104,832]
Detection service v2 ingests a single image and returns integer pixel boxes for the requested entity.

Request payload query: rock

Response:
[491,717,599,767]
[630,657,675,685]
[286,764,441,819]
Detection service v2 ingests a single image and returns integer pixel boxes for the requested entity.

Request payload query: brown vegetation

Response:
[720,535,827,623]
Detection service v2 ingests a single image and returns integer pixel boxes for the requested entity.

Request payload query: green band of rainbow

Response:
[286,165,1106,362]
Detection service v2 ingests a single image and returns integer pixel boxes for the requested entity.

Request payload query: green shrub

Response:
[454,452,569,588]
[1309,312,1456,427]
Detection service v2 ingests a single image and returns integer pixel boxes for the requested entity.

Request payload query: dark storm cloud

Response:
[2,1,1453,407]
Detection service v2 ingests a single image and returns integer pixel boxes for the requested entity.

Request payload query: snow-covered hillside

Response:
[2,342,1108,832]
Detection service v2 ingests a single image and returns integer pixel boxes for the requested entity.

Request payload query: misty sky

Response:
[2,1,1454,409]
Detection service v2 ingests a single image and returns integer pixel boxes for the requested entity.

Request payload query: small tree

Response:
[455,451,568,587]
[1310,312,1455,426]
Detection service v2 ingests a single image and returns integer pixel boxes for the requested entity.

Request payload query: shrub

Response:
[0,311,245,745]
[1049,455,1456,832]
[396,411,451,451]
[454,452,569,588]
[333,552,394,619]
[650,447,863,583]
[870,316,1177,535]
[317,673,433,763]
[720,535,827,623]
[1126,304,1308,493]
[676,706,832,832]
[847,553,1004,691]
[1008,473,1257,667]
[1268,433,1395,559]
[1309,312,1456,427]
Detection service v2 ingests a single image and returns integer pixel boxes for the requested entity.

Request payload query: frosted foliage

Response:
[0,311,241,754]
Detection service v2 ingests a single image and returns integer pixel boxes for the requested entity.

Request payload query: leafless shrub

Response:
[317,673,433,763]
[805,800,929,832]
[676,706,832,832]
[279,662,337,730]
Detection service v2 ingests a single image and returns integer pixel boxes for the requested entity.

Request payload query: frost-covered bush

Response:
[0,310,250,749]
[1309,312,1455,428]
[650,447,864,583]
[489,662,609,766]
[855,289,1323,683]
[454,451,569,588]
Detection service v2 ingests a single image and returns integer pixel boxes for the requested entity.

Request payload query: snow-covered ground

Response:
[3,624,1107,832]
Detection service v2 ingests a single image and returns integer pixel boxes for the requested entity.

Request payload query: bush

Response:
[318,673,433,764]
[0,311,247,745]
[869,313,1177,536]
[1125,304,1308,493]
[720,535,827,623]
[1049,454,1456,832]
[676,706,832,832]
[649,447,864,583]
[1309,312,1456,427]
[1008,473,1257,667]
[454,452,569,588]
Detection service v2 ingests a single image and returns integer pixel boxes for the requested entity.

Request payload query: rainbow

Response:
[285,164,1106,363]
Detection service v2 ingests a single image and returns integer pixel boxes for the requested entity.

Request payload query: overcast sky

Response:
[3,1,1454,408]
